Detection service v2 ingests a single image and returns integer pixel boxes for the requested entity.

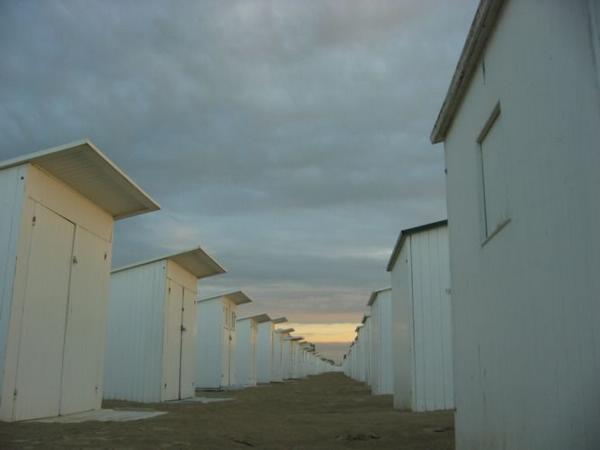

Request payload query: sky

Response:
[0,0,477,363]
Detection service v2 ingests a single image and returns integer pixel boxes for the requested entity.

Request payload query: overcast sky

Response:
[0,0,477,361]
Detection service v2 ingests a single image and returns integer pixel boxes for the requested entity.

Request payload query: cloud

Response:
[0,0,477,360]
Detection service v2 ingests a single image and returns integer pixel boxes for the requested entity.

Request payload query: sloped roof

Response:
[367,287,391,306]
[431,0,507,143]
[0,139,160,220]
[275,328,295,334]
[386,220,447,272]
[113,247,226,279]
[198,290,252,305]
[238,313,271,323]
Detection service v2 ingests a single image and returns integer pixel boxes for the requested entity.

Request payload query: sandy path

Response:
[0,373,454,449]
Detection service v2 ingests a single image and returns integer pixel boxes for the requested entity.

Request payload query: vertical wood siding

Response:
[104,262,166,402]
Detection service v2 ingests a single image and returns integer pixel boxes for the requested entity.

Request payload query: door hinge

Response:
[168,287,171,293]
[13,389,17,398]
[31,216,36,226]
[72,256,78,265]
[181,325,187,332]
[104,252,107,260]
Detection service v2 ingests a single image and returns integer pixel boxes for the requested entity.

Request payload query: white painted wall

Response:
[195,298,223,388]
[104,260,198,402]
[104,262,166,402]
[0,166,26,397]
[282,339,294,379]
[234,318,257,386]
[195,296,241,389]
[390,224,453,412]
[369,290,394,395]
[256,322,273,383]
[0,164,113,421]
[442,1,600,448]
[271,332,284,382]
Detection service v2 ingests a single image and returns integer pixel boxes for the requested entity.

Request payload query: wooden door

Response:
[221,303,229,386]
[163,279,183,400]
[228,314,236,386]
[179,288,196,398]
[13,203,74,421]
[60,226,111,415]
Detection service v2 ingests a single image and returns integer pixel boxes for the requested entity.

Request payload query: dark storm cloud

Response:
[0,1,477,332]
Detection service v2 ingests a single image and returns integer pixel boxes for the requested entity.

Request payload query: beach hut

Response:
[360,315,372,385]
[255,317,272,384]
[195,291,252,389]
[290,337,304,378]
[235,313,270,387]
[274,327,293,382]
[104,248,225,402]
[387,220,453,412]
[0,140,159,421]
[268,318,288,382]
[295,342,308,378]
[430,1,600,448]
[367,288,393,395]
[282,335,302,379]
[351,327,362,381]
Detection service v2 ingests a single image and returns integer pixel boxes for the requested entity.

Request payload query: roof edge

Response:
[0,139,161,219]
[197,290,251,305]
[238,313,271,323]
[430,0,506,143]
[386,219,447,272]
[367,287,392,306]
[112,246,226,278]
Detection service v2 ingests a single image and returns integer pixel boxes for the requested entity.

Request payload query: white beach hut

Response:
[0,140,159,421]
[104,248,225,402]
[350,327,362,381]
[431,1,600,448]
[195,291,252,389]
[268,318,288,382]
[360,315,372,385]
[283,335,303,379]
[255,316,273,384]
[367,288,393,395]
[387,220,453,412]
[277,328,294,379]
[235,313,270,387]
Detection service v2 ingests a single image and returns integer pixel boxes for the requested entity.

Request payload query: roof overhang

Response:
[0,139,160,220]
[361,314,370,324]
[276,328,295,334]
[289,337,304,342]
[239,313,271,323]
[198,290,252,306]
[271,317,288,324]
[431,0,506,143]
[386,220,447,272]
[367,287,392,306]
[113,247,226,279]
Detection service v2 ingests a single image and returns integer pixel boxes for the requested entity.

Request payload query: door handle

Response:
[181,325,187,332]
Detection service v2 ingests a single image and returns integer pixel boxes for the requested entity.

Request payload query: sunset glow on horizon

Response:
[278,322,358,344]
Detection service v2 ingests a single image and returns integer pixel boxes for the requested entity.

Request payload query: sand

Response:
[0,373,454,449]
